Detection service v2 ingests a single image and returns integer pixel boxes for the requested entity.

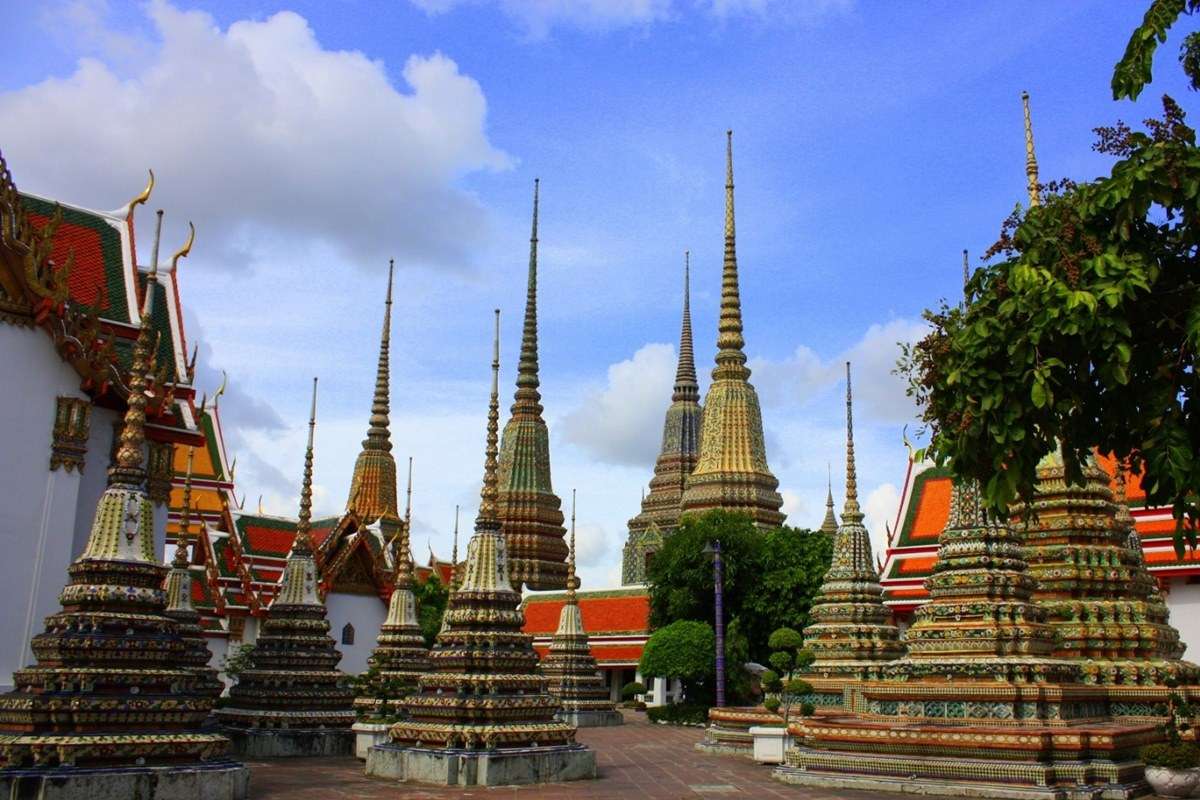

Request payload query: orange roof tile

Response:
[523,590,650,636]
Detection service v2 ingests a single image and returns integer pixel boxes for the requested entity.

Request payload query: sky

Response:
[2,0,1194,591]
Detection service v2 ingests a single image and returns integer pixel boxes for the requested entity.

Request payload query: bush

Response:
[646,703,709,726]
[1141,742,1200,770]
[621,681,646,701]
[763,697,781,713]
[640,620,715,703]
[798,702,816,717]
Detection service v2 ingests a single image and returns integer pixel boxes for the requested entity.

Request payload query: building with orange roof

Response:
[522,587,680,706]
[879,456,1200,656]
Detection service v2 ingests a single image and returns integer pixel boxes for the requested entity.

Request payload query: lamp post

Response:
[702,540,726,708]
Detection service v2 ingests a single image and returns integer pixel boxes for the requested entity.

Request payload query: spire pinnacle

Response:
[514,180,542,413]
[567,489,578,598]
[1021,91,1040,207]
[404,455,413,527]
[451,504,460,587]
[819,461,839,535]
[478,310,501,526]
[673,250,698,400]
[843,362,862,523]
[110,209,164,486]
[173,445,196,568]
[961,249,969,297]
[715,130,749,381]
[294,377,318,554]
[363,259,394,454]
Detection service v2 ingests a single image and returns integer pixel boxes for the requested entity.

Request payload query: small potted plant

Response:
[1141,683,1200,797]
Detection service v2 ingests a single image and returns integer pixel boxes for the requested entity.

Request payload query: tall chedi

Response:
[0,212,247,799]
[622,252,703,584]
[817,467,838,536]
[347,259,401,534]
[218,379,355,757]
[800,364,901,705]
[680,132,784,527]
[1012,91,1194,688]
[497,180,569,590]
[371,310,595,787]
[544,491,623,727]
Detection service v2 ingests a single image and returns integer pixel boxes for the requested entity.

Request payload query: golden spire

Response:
[173,446,196,568]
[347,260,398,521]
[715,130,749,382]
[110,209,164,487]
[478,309,502,526]
[514,180,542,414]
[1022,91,1040,207]
[819,462,839,535]
[451,503,460,588]
[566,488,579,599]
[674,250,698,401]
[404,455,413,527]
[843,361,862,524]
[293,377,318,555]
[961,249,969,296]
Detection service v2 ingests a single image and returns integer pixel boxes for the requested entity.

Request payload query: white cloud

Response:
[408,0,850,37]
[559,343,676,467]
[2,1,509,272]
[863,482,901,560]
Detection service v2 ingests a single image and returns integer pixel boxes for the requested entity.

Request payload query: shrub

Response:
[646,703,709,726]
[621,681,646,701]
[763,697,781,713]
[1141,742,1200,770]
[798,702,816,717]
[640,620,715,703]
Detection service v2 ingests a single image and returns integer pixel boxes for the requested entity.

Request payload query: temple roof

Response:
[523,587,651,666]
[879,453,1200,611]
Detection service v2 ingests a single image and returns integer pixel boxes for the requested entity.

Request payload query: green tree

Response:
[903,3,1200,549]
[414,574,449,647]
[639,619,715,704]
[645,510,833,661]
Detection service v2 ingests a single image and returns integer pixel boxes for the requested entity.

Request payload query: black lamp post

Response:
[702,540,725,708]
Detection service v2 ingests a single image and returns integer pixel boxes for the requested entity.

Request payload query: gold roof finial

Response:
[673,249,698,400]
[451,503,460,588]
[173,445,196,568]
[110,209,164,486]
[715,130,749,382]
[478,309,502,525]
[124,169,154,221]
[293,377,319,554]
[170,222,195,272]
[962,249,969,297]
[404,455,413,528]
[842,361,863,523]
[1022,91,1040,207]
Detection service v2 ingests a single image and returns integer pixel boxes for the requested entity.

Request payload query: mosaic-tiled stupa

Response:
[542,492,623,727]
[369,310,595,786]
[623,252,703,585]
[1015,449,1196,688]
[164,445,223,701]
[799,363,902,706]
[496,180,569,591]
[217,379,355,757]
[778,471,1160,798]
[0,231,246,798]
[679,131,784,528]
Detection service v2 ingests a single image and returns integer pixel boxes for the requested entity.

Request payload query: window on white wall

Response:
[341,623,355,646]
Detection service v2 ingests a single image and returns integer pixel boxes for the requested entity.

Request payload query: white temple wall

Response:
[0,325,89,691]
[1165,578,1200,660]
[325,592,387,676]
[69,406,118,559]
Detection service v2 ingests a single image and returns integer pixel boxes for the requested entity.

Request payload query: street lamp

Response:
[702,540,725,708]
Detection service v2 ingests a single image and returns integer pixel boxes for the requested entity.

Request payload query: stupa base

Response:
[222,727,353,758]
[366,742,597,786]
[774,754,1150,800]
[556,708,624,728]
[695,706,782,756]
[0,759,249,800]
[352,722,391,760]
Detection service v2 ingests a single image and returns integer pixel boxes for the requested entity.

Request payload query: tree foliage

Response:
[413,574,449,647]
[639,619,715,702]
[1112,0,1200,100]
[904,10,1200,549]
[645,510,833,662]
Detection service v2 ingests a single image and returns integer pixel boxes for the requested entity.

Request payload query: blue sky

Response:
[3,0,1194,589]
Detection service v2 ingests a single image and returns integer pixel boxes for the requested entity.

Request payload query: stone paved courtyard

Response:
[248,712,883,799]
